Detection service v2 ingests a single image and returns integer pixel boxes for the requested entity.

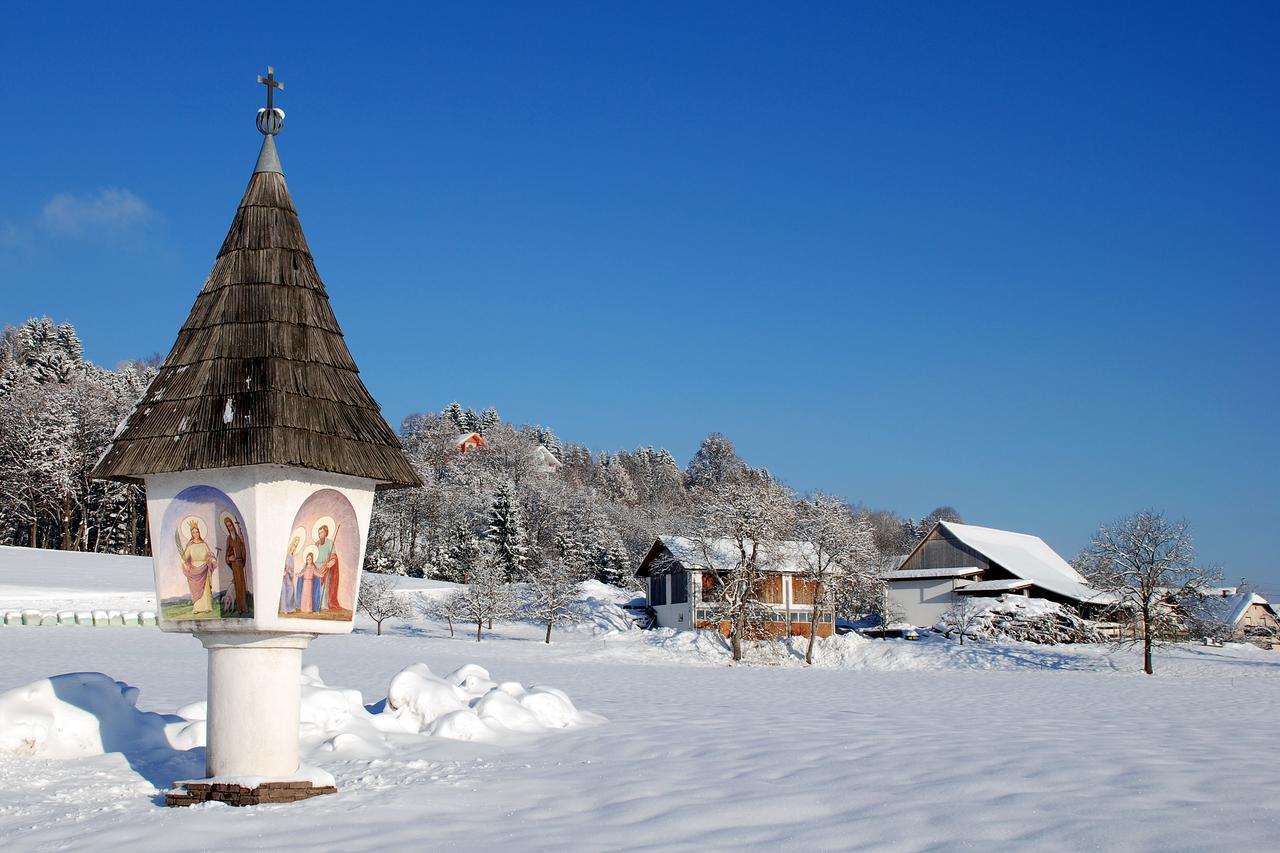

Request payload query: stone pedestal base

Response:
[166,781,337,807]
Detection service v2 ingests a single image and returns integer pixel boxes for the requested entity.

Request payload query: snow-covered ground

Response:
[2,551,1279,851]
[0,545,154,613]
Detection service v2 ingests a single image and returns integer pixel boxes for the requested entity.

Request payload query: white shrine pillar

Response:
[199,632,315,778]
[88,67,423,806]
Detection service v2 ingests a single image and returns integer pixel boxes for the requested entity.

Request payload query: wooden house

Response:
[887,521,1115,627]
[635,535,836,638]
[454,433,487,454]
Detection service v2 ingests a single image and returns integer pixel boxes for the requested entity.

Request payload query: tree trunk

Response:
[446,615,454,637]
[545,619,553,644]
[476,619,483,641]
[62,496,73,550]
[1141,606,1154,674]
[375,619,383,636]
[805,614,817,664]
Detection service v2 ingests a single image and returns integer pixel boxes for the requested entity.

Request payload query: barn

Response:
[635,536,837,638]
[887,521,1114,627]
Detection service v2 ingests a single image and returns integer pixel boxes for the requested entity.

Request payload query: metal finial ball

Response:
[256,107,285,136]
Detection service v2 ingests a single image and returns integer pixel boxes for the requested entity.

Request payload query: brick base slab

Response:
[166,781,337,807]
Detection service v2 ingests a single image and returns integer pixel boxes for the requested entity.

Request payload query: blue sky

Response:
[1,2,1276,588]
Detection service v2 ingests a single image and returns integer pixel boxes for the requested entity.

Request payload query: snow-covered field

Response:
[2,549,1279,851]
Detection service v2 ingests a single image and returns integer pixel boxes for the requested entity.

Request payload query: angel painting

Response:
[159,485,253,622]
[178,516,217,615]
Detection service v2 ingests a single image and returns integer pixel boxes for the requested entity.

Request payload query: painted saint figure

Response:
[222,515,250,615]
[315,524,341,611]
[279,535,300,612]
[300,553,317,613]
[180,520,217,615]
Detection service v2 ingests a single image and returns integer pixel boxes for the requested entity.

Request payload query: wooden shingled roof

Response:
[93,135,421,489]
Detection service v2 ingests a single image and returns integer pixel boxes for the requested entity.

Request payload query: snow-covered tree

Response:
[486,480,530,581]
[415,592,460,637]
[356,574,413,635]
[792,494,878,664]
[1083,510,1219,675]
[526,558,588,643]
[444,401,467,433]
[940,597,983,645]
[920,505,964,530]
[445,544,517,641]
[600,453,639,506]
[690,472,797,661]
[684,432,746,489]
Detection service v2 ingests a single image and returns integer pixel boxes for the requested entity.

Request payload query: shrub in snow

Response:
[935,596,1102,644]
[356,573,413,635]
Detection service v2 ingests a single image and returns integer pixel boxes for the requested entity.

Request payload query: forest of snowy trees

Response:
[0,318,154,553]
[0,317,963,592]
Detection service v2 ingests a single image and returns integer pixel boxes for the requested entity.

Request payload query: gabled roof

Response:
[930,521,1110,605]
[636,535,826,577]
[92,135,420,489]
[1198,591,1275,626]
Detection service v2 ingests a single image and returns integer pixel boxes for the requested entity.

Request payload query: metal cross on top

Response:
[257,66,284,112]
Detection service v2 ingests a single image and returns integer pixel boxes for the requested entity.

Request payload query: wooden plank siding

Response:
[901,526,991,574]
[696,619,835,639]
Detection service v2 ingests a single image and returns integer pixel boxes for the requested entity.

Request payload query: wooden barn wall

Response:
[902,528,991,573]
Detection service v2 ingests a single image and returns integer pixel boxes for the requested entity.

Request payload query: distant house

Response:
[532,445,563,473]
[887,521,1114,627]
[1198,589,1280,640]
[454,433,487,453]
[635,535,836,638]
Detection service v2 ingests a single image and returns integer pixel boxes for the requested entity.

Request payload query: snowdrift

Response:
[0,672,202,759]
[0,663,596,766]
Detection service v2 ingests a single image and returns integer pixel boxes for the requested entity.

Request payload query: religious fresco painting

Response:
[279,488,359,621]
[156,485,254,621]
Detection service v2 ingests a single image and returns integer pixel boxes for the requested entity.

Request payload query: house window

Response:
[670,571,689,604]
[650,575,667,606]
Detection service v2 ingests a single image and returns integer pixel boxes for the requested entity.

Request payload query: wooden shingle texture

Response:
[93,139,421,489]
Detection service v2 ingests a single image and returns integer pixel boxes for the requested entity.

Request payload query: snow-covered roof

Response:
[889,567,984,581]
[641,536,824,576]
[957,579,1033,593]
[934,521,1113,605]
[1197,591,1273,626]
[532,445,563,470]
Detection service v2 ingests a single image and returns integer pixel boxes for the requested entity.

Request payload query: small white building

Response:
[887,521,1113,627]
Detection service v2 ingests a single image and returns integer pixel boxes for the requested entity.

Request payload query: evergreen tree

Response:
[486,480,530,581]
[444,401,467,433]
[684,432,745,488]
[598,538,632,588]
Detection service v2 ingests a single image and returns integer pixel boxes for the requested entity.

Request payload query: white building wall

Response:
[888,578,966,627]
[648,574,694,630]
